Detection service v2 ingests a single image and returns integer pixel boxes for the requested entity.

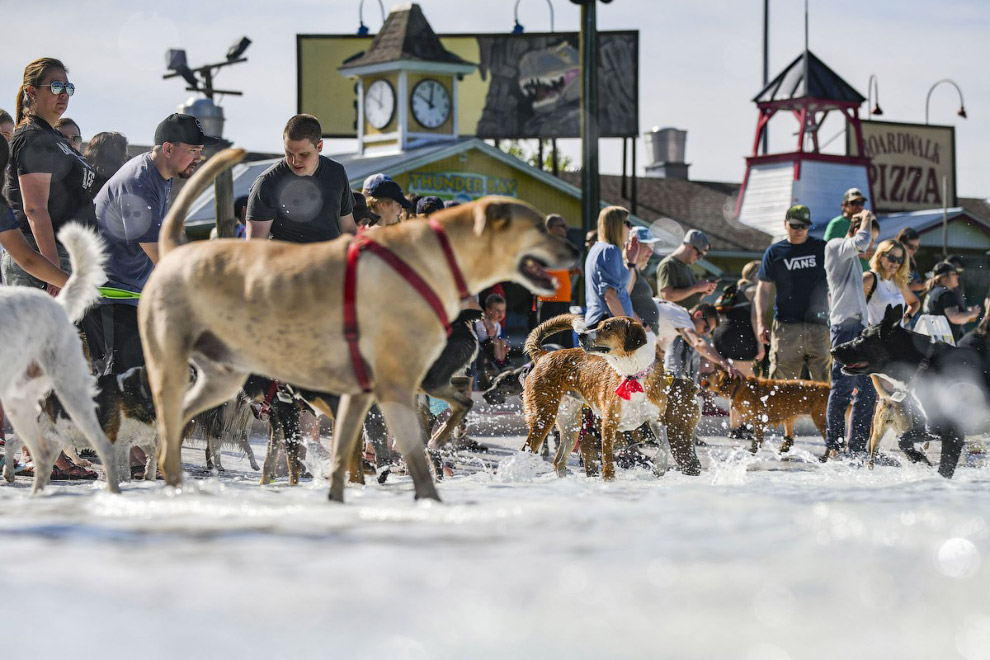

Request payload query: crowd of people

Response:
[1,56,986,479]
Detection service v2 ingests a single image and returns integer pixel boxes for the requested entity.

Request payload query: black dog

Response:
[832,304,990,478]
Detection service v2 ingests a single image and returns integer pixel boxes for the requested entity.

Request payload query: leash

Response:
[343,222,467,393]
[251,379,280,422]
[889,337,938,403]
[98,286,141,300]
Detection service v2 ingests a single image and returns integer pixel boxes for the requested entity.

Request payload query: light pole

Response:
[570,0,612,239]
[925,78,967,124]
[867,74,883,119]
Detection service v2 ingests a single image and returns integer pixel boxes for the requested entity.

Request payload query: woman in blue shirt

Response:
[584,205,639,326]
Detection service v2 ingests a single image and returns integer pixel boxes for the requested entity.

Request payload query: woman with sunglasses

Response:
[2,58,97,297]
[584,206,639,327]
[864,240,920,327]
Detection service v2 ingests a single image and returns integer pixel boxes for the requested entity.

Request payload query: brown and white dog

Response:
[137,149,578,502]
[522,314,701,479]
[699,369,828,453]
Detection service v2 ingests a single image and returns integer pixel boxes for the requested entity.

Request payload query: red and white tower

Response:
[735,50,872,234]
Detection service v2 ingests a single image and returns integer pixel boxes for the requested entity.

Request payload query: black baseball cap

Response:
[351,190,380,226]
[366,178,412,209]
[154,113,220,146]
[416,196,444,216]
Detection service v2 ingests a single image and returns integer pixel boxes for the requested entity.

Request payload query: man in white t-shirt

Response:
[653,299,737,376]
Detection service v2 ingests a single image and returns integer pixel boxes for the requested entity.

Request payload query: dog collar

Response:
[614,361,656,401]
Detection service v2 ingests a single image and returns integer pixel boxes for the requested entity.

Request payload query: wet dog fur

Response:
[521,314,701,479]
[699,369,829,454]
[138,149,578,502]
[832,304,990,478]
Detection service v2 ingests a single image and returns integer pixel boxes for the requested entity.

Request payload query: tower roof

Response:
[339,3,470,70]
[754,50,865,105]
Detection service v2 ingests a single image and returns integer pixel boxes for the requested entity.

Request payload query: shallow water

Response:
[1,428,988,660]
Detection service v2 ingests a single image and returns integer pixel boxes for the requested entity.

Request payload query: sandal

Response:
[130,464,147,480]
[50,464,98,481]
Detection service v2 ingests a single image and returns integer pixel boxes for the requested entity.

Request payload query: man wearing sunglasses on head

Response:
[752,204,830,382]
[823,188,872,270]
[85,113,219,377]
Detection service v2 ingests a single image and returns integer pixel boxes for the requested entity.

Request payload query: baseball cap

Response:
[366,178,412,209]
[843,187,867,204]
[362,172,391,192]
[932,261,959,277]
[683,229,710,253]
[351,190,380,226]
[785,204,812,225]
[631,226,661,245]
[443,199,461,209]
[154,113,220,146]
[416,196,444,216]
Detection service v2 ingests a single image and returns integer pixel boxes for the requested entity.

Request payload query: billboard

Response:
[848,120,956,212]
[297,31,638,139]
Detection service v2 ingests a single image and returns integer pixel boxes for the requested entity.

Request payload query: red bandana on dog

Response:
[614,363,655,401]
[615,377,645,400]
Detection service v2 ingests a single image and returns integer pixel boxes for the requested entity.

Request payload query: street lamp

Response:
[867,74,883,119]
[925,78,967,124]
[356,0,385,36]
[513,0,556,34]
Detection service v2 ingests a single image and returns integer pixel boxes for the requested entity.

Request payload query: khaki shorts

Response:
[769,320,831,382]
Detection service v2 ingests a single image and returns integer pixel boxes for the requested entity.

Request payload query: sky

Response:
[2,0,988,199]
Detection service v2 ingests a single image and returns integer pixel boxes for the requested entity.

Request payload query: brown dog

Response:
[700,369,828,453]
[522,314,701,479]
[138,149,577,502]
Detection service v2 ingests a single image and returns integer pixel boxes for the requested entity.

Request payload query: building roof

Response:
[338,3,470,70]
[560,172,772,254]
[754,50,865,105]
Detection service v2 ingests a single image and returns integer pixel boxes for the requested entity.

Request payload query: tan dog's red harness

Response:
[344,217,470,393]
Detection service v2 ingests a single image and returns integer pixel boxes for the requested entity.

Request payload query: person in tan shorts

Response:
[752,204,831,382]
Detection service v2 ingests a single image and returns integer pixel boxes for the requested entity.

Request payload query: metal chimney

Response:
[643,127,690,179]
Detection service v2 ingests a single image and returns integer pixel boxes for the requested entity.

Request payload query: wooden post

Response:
[214,167,235,238]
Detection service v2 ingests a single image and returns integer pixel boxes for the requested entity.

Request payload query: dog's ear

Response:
[623,322,648,353]
[882,304,903,328]
[473,199,513,236]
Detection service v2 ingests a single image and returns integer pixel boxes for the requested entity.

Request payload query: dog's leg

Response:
[328,393,375,502]
[49,346,120,493]
[427,378,474,451]
[779,418,795,453]
[4,398,56,493]
[648,420,671,477]
[524,391,565,456]
[1,420,20,483]
[600,409,620,481]
[283,405,308,486]
[662,383,702,476]
[260,421,282,486]
[348,430,365,485]
[936,426,965,479]
[378,394,441,501]
[867,400,888,469]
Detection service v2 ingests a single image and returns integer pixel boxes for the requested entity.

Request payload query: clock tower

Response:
[338,3,475,155]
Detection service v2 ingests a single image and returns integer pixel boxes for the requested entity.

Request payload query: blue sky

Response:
[3,0,987,198]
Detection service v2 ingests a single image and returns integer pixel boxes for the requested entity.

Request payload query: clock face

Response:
[411,78,451,129]
[364,79,395,130]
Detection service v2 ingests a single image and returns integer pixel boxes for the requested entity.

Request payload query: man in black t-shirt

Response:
[752,204,831,381]
[246,114,355,242]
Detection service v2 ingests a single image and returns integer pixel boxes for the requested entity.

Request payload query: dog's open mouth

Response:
[519,255,556,293]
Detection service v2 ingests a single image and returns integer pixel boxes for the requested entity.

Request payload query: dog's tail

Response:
[524,313,581,362]
[55,223,108,323]
[158,148,247,258]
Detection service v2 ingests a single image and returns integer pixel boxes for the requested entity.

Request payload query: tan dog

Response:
[700,369,828,453]
[867,374,922,469]
[138,149,577,501]
[522,314,701,479]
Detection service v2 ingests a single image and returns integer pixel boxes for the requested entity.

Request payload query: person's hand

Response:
[970,304,982,320]
[696,280,717,295]
[623,234,640,263]
[756,325,770,345]
[723,360,744,379]
[755,343,766,362]
[46,283,61,297]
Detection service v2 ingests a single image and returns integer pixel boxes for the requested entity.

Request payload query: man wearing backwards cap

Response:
[87,112,220,376]
[247,113,356,242]
[824,187,871,270]
[752,204,830,382]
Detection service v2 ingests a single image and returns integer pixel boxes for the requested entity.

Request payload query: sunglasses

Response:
[847,199,865,206]
[884,254,904,265]
[905,242,920,251]
[65,135,82,146]
[787,222,809,230]
[39,81,75,96]
[623,220,633,228]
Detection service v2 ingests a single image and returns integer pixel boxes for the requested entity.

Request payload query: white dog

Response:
[0,224,120,493]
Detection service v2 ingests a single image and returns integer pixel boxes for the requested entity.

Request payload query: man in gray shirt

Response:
[822,210,880,461]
